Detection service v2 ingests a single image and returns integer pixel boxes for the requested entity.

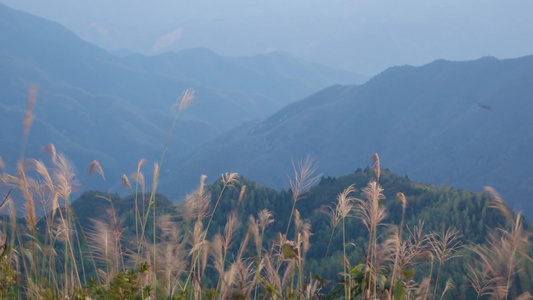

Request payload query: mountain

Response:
[170,56,533,215]
[68,168,531,299]
[0,3,363,192]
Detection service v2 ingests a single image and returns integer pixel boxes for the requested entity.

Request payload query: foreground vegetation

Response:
[0,89,531,299]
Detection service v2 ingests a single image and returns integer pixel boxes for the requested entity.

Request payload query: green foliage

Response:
[87,263,152,299]
[0,248,16,298]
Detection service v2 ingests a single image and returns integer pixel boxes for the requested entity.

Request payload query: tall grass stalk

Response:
[285,155,320,238]
[137,89,194,256]
[390,192,407,296]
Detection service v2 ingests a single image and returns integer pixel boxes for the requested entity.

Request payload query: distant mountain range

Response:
[0,3,364,191]
[1,3,532,218]
[169,55,533,216]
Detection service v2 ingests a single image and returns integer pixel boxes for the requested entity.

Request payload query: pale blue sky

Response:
[2,0,532,75]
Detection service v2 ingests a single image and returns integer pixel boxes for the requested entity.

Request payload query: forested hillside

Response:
[59,166,531,299]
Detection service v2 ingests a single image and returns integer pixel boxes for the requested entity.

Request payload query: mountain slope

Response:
[0,3,363,192]
[69,168,532,299]
[171,56,533,214]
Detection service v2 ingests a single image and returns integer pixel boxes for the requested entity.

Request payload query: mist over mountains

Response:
[0,3,362,190]
[3,0,533,76]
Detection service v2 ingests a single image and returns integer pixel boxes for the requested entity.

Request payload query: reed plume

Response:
[88,160,105,180]
[354,179,386,298]
[20,85,38,160]
[121,174,131,189]
[286,155,321,237]
[370,153,381,182]
[177,88,195,113]
[41,143,57,164]
[427,227,462,300]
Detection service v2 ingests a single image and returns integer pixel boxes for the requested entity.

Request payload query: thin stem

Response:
[432,262,442,300]
[319,225,337,277]
[343,218,350,300]
[285,199,297,238]
[183,182,229,293]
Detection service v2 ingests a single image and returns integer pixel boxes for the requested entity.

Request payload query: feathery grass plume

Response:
[325,184,355,229]
[222,172,239,187]
[370,153,381,182]
[132,159,147,195]
[41,144,57,164]
[484,186,513,224]
[0,156,4,170]
[53,153,76,202]
[304,278,320,300]
[219,259,238,299]
[136,158,147,176]
[399,221,429,272]
[156,214,187,298]
[469,232,510,299]
[50,191,59,219]
[258,209,274,231]
[88,160,105,180]
[354,179,386,298]
[181,174,211,222]
[356,181,387,233]
[218,256,237,298]
[236,225,251,262]
[151,162,160,196]
[286,155,321,237]
[262,254,282,298]
[215,210,241,289]
[391,192,408,291]
[466,264,493,299]
[32,159,54,193]
[86,215,123,275]
[121,174,131,189]
[416,277,432,299]
[295,210,312,257]
[516,292,533,300]
[230,258,255,299]
[20,85,38,160]
[252,209,273,299]
[288,155,321,203]
[200,172,238,259]
[23,85,38,137]
[485,188,532,299]
[18,161,36,233]
[223,211,239,254]
[211,233,225,281]
[238,184,247,203]
[176,88,195,113]
[321,184,355,285]
[249,215,261,256]
[397,192,407,210]
[427,227,462,300]
[439,279,454,299]
[294,210,312,292]
[188,217,207,283]
[157,214,179,241]
[498,211,530,300]
[198,174,207,196]
[52,217,71,243]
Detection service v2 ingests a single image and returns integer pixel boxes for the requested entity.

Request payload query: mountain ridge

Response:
[0,2,362,193]
[167,55,533,216]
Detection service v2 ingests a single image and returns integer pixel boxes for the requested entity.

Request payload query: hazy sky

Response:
[3,0,533,75]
